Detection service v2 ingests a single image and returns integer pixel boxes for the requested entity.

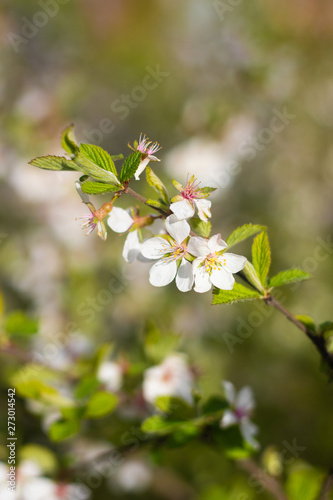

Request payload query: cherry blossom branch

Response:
[264,295,333,372]
[237,459,289,500]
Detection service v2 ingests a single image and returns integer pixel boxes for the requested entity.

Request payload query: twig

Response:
[125,186,171,216]
[238,459,289,500]
[264,295,333,372]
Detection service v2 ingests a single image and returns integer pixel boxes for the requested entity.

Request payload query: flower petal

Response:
[176,259,194,292]
[170,199,195,220]
[134,157,150,180]
[149,259,178,287]
[210,267,235,290]
[193,262,212,293]
[141,237,171,260]
[220,410,238,428]
[236,386,255,414]
[165,215,190,244]
[223,380,236,405]
[187,236,210,257]
[240,418,260,450]
[208,234,227,253]
[223,253,247,274]
[107,207,133,233]
[123,230,142,263]
[195,199,211,222]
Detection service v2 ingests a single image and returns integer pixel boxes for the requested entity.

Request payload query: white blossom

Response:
[97,361,123,392]
[170,176,212,222]
[129,134,161,180]
[141,215,194,292]
[143,354,194,406]
[187,234,246,293]
[107,207,142,263]
[221,381,260,450]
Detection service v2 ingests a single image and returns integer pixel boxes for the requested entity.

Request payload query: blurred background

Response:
[0,1,333,499]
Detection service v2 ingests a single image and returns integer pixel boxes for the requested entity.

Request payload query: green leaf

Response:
[172,179,183,191]
[74,153,120,185]
[15,380,72,408]
[61,124,79,155]
[155,396,195,421]
[269,269,311,288]
[85,391,118,418]
[212,282,261,305]
[319,321,333,335]
[226,224,266,249]
[49,419,80,442]
[29,155,78,171]
[119,151,142,182]
[110,154,124,161]
[81,181,121,195]
[214,426,254,458]
[80,143,118,177]
[75,375,100,399]
[146,167,169,204]
[286,467,324,500]
[252,231,271,287]
[5,311,38,336]
[295,315,316,333]
[201,396,228,415]
[242,261,266,294]
[197,186,217,197]
[146,199,168,210]
[190,218,212,238]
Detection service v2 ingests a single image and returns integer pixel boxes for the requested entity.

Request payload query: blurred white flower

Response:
[221,381,260,450]
[143,354,194,406]
[111,459,153,494]
[188,234,246,293]
[141,215,194,292]
[97,361,123,392]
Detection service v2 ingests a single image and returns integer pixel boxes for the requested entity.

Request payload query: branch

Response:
[264,295,333,372]
[238,459,289,500]
[124,187,171,216]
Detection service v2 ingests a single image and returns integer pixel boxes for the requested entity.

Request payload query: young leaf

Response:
[5,311,38,336]
[74,153,120,185]
[212,283,261,305]
[190,218,212,238]
[155,396,195,421]
[119,151,141,182]
[172,179,183,191]
[226,224,266,249]
[197,186,217,197]
[319,321,333,335]
[29,155,78,171]
[241,261,266,294]
[80,143,118,177]
[49,419,80,442]
[146,167,169,204]
[85,391,118,418]
[81,181,121,195]
[252,231,271,287]
[269,269,311,288]
[285,467,324,500]
[146,199,168,211]
[295,315,316,333]
[61,124,79,155]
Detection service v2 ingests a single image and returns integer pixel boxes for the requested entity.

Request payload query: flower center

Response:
[161,241,186,262]
[204,252,226,275]
[181,176,202,200]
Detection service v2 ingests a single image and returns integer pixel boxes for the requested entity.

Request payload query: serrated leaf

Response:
[85,391,118,419]
[29,155,78,171]
[61,124,78,155]
[212,283,261,305]
[252,231,271,287]
[197,186,217,197]
[74,153,120,185]
[295,315,316,333]
[49,419,80,442]
[119,151,141,182]
[190,218,212,238]
[80,143,118,176]
[146,199,168,210]
[226,224,266,249]
[286,468,324,500]
[5,311,38,336]
[146,167,169,204]
[319,321,333,335]
[269,269,311,288]
[81,181,120,195]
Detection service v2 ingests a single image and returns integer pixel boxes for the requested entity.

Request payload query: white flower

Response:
[141,215,194,292]
[129,134,161,180]
[107,207,142,263]
[111,460,153,494]
[221,381,260,450]
[170,176,213,222]
[187,234,246,293]
[97,361,123,392]
[143,354,194,406]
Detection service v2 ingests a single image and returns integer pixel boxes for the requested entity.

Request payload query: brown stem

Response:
[124,187,171,216]
[264,295,333,372]
[238,459,289,500]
